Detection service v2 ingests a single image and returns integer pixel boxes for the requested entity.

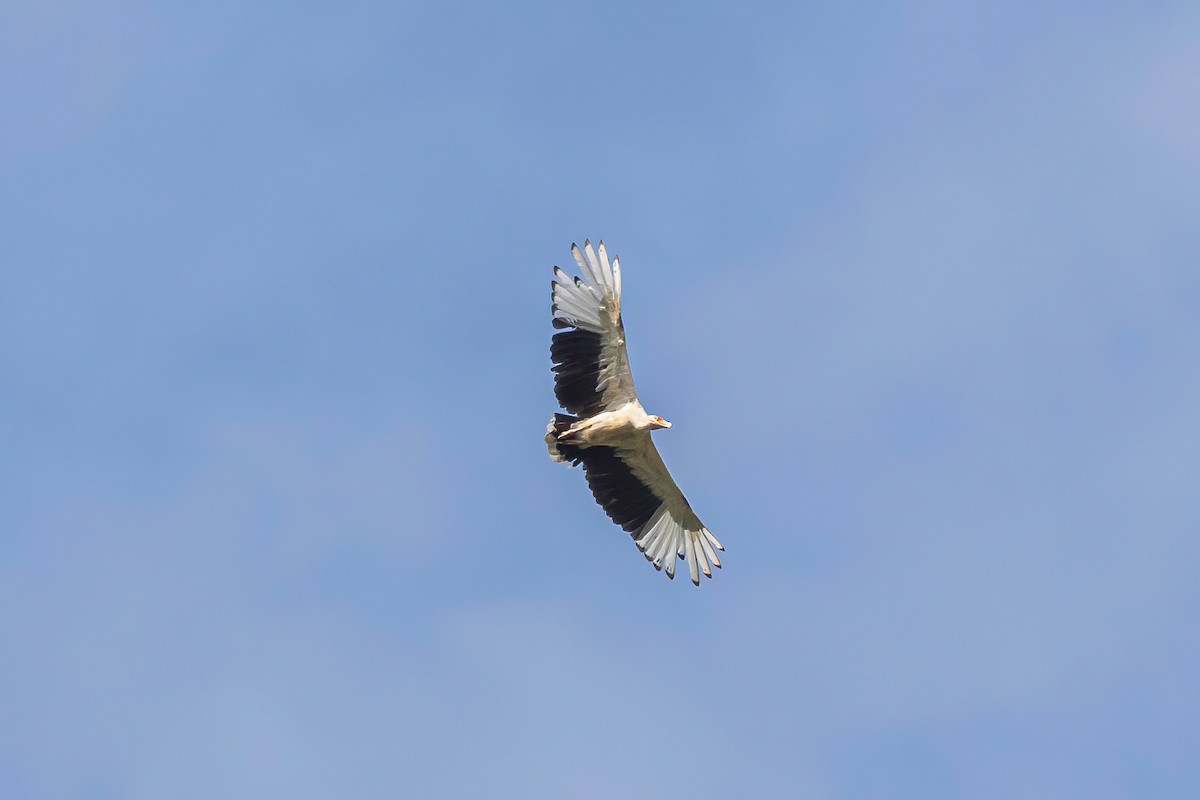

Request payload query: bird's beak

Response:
[660,418,672,428]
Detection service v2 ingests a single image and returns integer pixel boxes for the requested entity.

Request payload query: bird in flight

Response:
[545,240,724,585]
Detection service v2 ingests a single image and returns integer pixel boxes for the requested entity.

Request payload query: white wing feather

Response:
[620,439,723,585]
[551,241,636,409]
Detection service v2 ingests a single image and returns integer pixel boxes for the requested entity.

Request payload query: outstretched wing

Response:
[556,437,724,585]
[549,240,638,416]
[621,439,723,584]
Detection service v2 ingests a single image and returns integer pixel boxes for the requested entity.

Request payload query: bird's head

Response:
[649,415,672,429]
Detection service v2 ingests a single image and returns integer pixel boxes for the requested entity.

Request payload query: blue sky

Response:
[2,1,1198,797]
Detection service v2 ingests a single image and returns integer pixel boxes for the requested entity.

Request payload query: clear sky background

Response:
[3,2,1198,797]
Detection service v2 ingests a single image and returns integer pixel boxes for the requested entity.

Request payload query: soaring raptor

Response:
[545,240,723,585]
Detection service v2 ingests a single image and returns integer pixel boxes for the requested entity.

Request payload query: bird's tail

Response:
[545,414,583,464]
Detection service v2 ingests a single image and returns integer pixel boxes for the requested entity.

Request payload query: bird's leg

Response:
[559,415,598,443]
[558,421,585,440]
